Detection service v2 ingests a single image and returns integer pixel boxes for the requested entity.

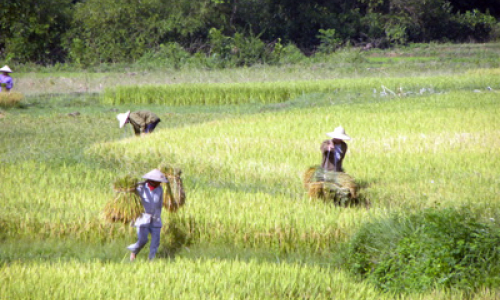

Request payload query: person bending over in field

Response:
[127,169,168,261]
[117,110,161,136]
[320,126,351,172]
[0,65,14,92]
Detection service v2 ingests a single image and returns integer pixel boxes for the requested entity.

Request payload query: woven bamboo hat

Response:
[142,169,168,183]
[116,110,131,128]
[0,65,12,73]
[326,126,351,140]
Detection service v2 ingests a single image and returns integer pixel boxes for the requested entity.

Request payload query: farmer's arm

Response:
[135,182,145,195]
[320,140,334,153]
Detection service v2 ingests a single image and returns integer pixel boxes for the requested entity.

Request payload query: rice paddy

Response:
[1,43,500,299]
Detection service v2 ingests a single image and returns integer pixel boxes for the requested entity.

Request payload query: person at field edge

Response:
[0,65,14,92]
[116,110,161,136]
[127,169,168,261]
[320,126,351,172]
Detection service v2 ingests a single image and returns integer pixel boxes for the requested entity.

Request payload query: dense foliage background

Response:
[1,0,499,66]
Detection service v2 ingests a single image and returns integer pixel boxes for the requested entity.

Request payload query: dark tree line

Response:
[1,0,498,65]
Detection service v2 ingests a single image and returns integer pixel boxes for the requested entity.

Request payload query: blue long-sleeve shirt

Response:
[134,183,163,227]
[0,74,13,91]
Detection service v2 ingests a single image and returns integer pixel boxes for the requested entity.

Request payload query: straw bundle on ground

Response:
[158,164,186,212]
[103,175,143,223]
[303,166,358,206]
[0,92,24,108]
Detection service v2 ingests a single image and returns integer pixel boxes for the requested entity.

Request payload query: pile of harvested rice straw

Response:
[0,92,24,108]
[303,166,358,205]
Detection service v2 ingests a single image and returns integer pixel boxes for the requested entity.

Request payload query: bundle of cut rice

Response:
[158,163,186,212]
[0,92,24,108]
[303,166,358,205]
[103,174,143,223]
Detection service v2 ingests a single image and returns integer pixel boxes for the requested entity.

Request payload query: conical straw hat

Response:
[326,126,351,140]
[142,169,168,183]
[0,65,12,73]
[116,110,131,128]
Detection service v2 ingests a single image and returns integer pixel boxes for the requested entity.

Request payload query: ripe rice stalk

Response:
[103,175,143,223]
[158,163,186,212]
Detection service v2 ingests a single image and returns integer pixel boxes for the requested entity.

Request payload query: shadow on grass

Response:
[157,216,193,260]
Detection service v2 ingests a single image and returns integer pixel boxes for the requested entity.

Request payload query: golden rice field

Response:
[1,54,500,299]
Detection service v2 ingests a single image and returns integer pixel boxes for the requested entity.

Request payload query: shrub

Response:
[231,31,268,66]
[278,43,306,64]
[491,22,500,41]
[316,29,342,54]
[344,207,500,293]
[136,42,191,70]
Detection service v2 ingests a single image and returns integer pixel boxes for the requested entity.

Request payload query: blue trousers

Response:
[127,226,161,260]
[145,120,160,133]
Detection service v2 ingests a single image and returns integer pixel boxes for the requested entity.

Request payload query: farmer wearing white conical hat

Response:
[127,169,168,261]
[117,110,161,136]
[320,126,351,172]
[0,65,14,92]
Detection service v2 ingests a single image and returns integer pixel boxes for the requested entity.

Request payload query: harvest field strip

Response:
[102,70,500,106]
[3,256,497,300]
[2,90,499,251]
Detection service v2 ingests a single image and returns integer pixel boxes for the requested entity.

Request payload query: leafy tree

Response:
[448,0,500,17]
[64,0,215,65]
[0,0,72,64]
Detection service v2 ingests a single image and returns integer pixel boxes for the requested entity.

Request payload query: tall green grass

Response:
[344,207,500,293]
[101,71,500,106]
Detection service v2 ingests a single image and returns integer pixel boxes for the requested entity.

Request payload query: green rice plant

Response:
[0,91,24,108]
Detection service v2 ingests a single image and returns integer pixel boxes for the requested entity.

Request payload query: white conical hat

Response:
[326,126,351,140]
[0,65,12,73]
[116,110,131,128]
[142,169,168,183]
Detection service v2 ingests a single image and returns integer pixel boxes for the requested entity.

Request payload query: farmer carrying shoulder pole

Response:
[320,126,351,172]
[0,65,14,92]
[127,169,168,261]
[117,110,161,136]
